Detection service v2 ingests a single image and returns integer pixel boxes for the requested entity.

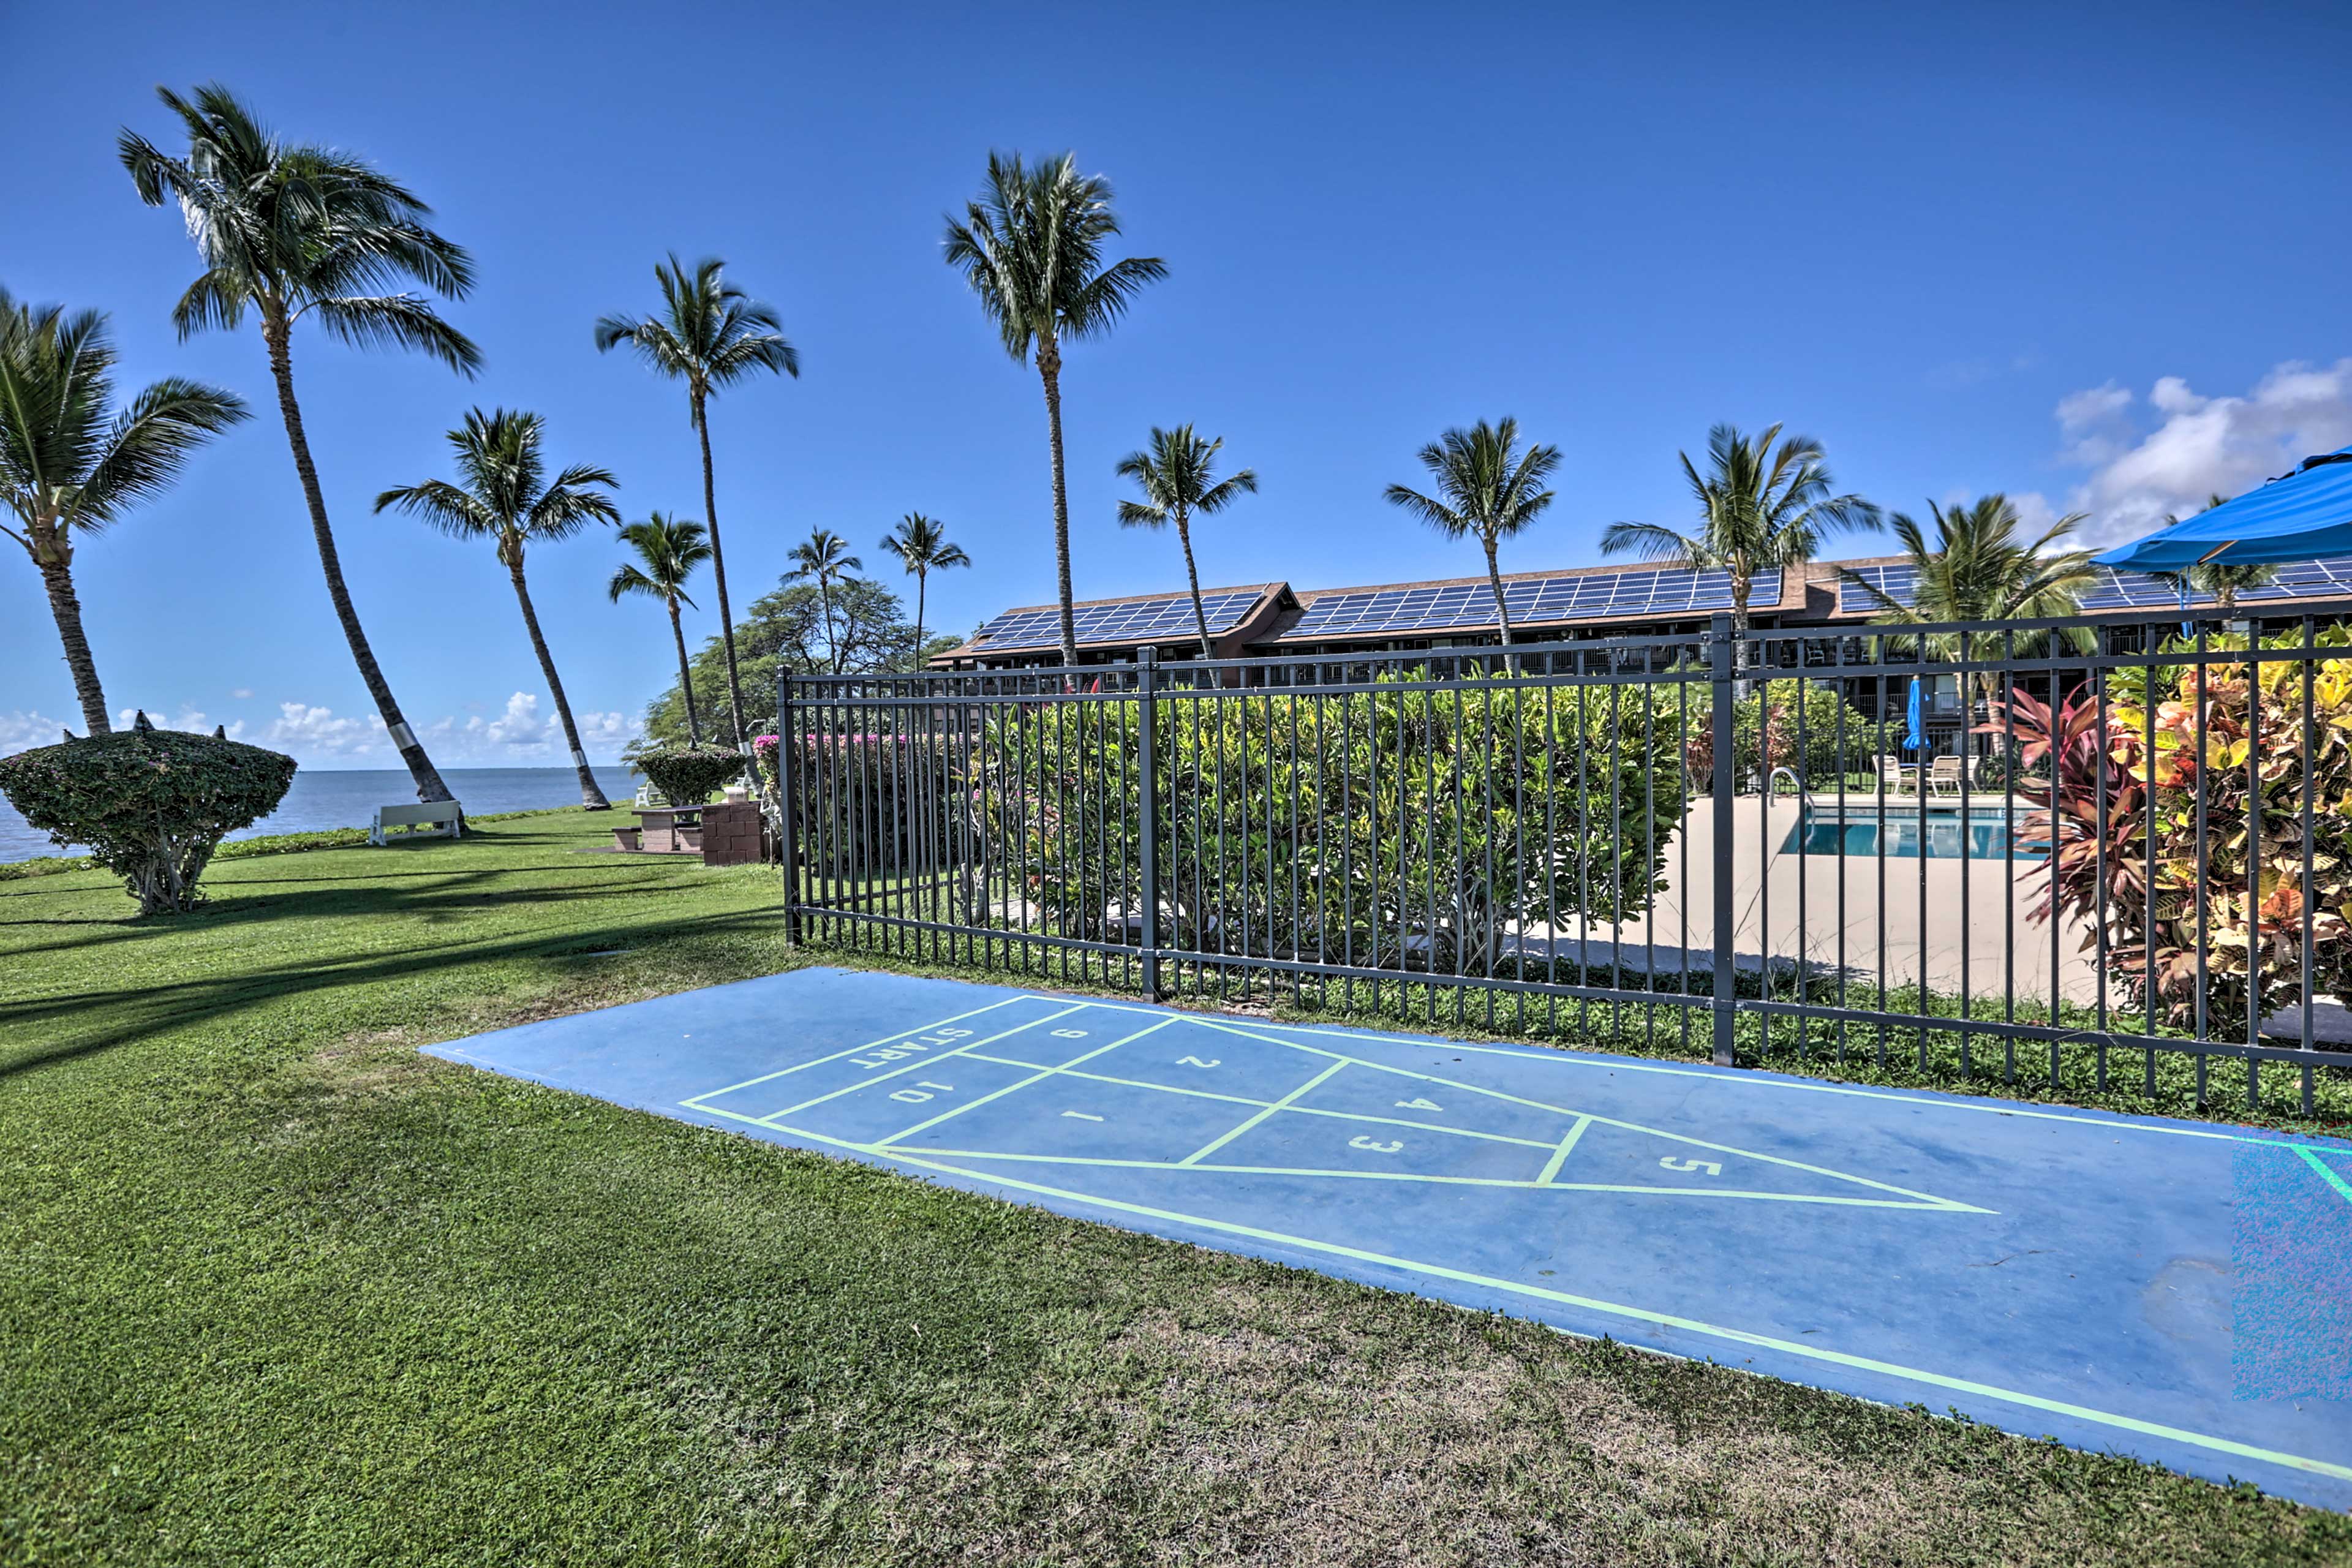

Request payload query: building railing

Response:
[774,611,2352,1118]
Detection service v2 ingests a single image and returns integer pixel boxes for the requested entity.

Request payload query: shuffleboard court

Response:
[424,966,2352,1509]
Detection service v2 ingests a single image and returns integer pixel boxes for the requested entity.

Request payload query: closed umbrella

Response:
[2095,447,2352,571]
[1905,675,1926,753]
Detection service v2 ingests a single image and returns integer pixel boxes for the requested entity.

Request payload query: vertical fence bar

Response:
[1709,614,1738,1068]
[1137,649,1163,1000]
[775,666,800,946]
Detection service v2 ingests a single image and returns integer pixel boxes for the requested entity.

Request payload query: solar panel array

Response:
[1838,558,2352,616]
[1281,567,1777,643]
[972,588,1267,652]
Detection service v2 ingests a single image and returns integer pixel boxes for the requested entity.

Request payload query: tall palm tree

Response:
[879,512,969,667]
[1602,423,1879,635]
[0,290,247,734]
[1115,424,1257,659]
[373,409,620,809]
[595,256,797,748]
[786,527,861,674]
[1383,418,1558,646]
[609,513,712,743]
[1839,495,2098,693]
[120,83,477,803]
[2152,494,2275,612]
[944,152,1166,669]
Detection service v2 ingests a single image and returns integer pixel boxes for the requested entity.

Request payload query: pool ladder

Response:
[1767,767,1802,801]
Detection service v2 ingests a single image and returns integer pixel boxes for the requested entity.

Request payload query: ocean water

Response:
[0,766,638,864]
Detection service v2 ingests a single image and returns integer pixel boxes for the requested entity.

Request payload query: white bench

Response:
[369,801,465,845]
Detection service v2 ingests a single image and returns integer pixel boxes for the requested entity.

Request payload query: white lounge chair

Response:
[1928,756,1964,797]
[1873,755,1918,795]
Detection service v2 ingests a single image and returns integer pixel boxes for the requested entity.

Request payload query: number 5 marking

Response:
[1659,1156,1722,1177]
[1178,1055,1221,1068]
[1351,1136,1404,1153]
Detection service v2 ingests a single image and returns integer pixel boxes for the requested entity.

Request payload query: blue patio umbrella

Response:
[2094,447,2352,572]
[1905,675,1926,752]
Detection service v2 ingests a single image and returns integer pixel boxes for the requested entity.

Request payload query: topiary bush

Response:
[0,723,296,914]
[635,744,745,807]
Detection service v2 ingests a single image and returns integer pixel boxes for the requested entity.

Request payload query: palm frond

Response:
[306,294,482,376]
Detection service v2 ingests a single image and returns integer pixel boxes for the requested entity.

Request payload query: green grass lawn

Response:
[4,812,2347,1566]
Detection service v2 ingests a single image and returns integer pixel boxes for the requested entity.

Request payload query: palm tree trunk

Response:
[695,390,748,745]
[1177,513,1213,661]
[668,597,701,744]
[505,554,610,809]
[913,570,927,669]
[260,304,452,804]
[819,578,841,675]
[1482,535,1515,646]
[1036,338,1079,672]
[31,531,111,734]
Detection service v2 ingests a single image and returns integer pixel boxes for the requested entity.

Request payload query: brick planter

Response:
[700,801,766,866]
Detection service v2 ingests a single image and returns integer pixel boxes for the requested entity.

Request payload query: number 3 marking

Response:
[1178,1055,1220,1068]
[1351,1136,1404,1153]
[1659,1156,1722,1177]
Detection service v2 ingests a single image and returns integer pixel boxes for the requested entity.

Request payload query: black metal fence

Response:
[774,610,2352,1117]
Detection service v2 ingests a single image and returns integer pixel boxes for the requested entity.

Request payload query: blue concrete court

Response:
[425,966,2352,1509]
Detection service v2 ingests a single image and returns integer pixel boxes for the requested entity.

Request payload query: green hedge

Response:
[0,727,296,913]
[635,744,745,807]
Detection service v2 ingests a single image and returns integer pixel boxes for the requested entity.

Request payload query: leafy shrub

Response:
[781,729,956,875]
[1685,679,1885,792]
[1990,626,2352,1030]
[635,744,744,807]
[0,726,296,913]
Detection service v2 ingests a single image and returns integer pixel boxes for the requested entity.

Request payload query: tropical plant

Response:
[0,290,247,734]
[1602,423,1879,634]
[372,409,620,809]
[120,83,476,804]
[609,512,712,743]
[1116,424,1257,658]
[879,512,969,661]
[596,255,797,742]
[0,718,295,914]
[1986,631,2352,1031]
[786,528,863,674]
[944,151,1166,668]
[1383,419,1558,646]
[1838,496,2098,695]
[634,743,744,808]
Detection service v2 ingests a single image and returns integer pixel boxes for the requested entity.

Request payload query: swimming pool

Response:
[1781,807,2043,861]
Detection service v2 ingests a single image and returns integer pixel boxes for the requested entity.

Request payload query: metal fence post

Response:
[1708,615,1738,1068]
[775,665,801,947]
[1136,647,1163,999]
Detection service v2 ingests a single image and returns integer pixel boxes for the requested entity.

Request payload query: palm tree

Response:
[609,513,712,742]
[0,291,247,734]
[1601,423,1879,635]
[1383,418,1558,646]
[786,528,862,674]
[120,83,477,803]
[595,256,797,748]
[879,513,970,667]
[373,409,620,809]
[944,153,1166,669]
[1115,425,1257,660]
[1839,495,2098,698]
[2152,495,2275,612]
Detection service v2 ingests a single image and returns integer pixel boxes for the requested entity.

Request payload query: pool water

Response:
[1782,812,2043,861]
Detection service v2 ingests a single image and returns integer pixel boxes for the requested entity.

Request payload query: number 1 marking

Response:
[1062,1110,1104,1122]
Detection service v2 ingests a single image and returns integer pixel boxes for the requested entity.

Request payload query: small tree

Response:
[0,720,296,914]
[609,513,712,742]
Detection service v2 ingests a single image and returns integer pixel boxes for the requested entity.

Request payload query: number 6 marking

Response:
[1659,1156,1722,1177]
[1351,1136,1404,1153]
[1177,1055,1220,1068]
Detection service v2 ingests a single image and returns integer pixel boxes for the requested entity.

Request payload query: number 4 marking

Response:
[1395,1096,1441,1112]
[1659,1156,1723,1177]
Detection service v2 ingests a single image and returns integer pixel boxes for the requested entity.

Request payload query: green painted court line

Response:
[1178,1060,1348,1167]
[854,1140,2352,1488]
[2296,1144,2352,1206]
[962,1054,1275,1109]
[761,1003,1091,1120]
[684,995,1028,1104]
[875,1016,1180,1147]
[1538,1116,1593,1185]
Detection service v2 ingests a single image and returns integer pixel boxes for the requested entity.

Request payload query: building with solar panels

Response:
[935,552,2352,673]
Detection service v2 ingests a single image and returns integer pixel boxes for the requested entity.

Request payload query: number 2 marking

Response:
[1177,1055,1220,1068]
[1659,1156,1722,1177]
[1395,1096,1441,1112]
[1351,1136,1404,1153]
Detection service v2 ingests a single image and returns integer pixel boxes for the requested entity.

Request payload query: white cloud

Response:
[266,702,389,757]
[2027,359,2352,546]
[0,710,68,756]
[246,694,641,767]
[231,687,253,699]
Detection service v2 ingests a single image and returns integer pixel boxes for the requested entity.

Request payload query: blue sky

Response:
[6,0,2349,766]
